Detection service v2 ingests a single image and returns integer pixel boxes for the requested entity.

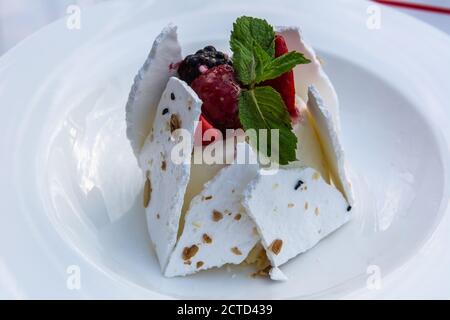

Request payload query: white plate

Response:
[0,0,449,299]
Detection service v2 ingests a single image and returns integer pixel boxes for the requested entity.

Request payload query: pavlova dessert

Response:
[125,16,354,281]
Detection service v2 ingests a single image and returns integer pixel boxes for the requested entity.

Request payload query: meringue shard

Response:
[126,24,182,161]
[275,26,341,132]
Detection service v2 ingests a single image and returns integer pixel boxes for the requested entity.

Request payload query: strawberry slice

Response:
[200,114,215,132]
[195,114,221,146]
[263,34,299,119]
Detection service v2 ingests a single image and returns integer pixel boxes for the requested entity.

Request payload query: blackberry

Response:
[177,46,232,85]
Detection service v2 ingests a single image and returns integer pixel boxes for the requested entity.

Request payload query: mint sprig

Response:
[230,16,310,164]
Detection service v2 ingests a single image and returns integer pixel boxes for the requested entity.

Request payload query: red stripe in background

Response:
[373,0,450,14]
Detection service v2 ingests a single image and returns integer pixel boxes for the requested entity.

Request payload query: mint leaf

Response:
[230,16,275,57]
[255,51,311,83]
[230,16,275,85]
[239,86,297,165]
[253,42,271,82]
[232,46,256,85]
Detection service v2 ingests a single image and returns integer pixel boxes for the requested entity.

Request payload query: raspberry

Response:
[191,64,241,132]
[177,46,233,85]
[262,34,298,119]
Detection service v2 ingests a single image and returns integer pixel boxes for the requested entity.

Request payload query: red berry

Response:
[263,34,298,119]
[191,64,241,132]
[200,114,215,133]
[194,114,221,146]
[274,34,289,56]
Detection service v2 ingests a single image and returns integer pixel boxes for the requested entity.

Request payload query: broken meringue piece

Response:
[269,267,288,281]
[275,26,341,131]
[165,142,260,277]
[139,76,202,270]
[307,86,354,205]
[243,167,350,268]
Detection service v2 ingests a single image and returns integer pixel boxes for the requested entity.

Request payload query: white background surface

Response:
[1,0,450,55]
[0,0,111,54]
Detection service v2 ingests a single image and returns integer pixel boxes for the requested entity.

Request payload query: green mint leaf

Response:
[253,42,272,83]
[255,51,311,83]
[230,16,275,84]
[239,86,297,165]
[230,16,275,56]
[232,46,255,85]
